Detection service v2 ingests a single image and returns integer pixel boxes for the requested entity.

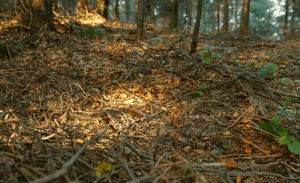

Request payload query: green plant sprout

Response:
[259,62,277,78]
[199,52,223,65]
[194,85,209,98]
[260,107,300,157]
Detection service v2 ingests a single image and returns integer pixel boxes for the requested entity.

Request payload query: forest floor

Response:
[0,13,300,183]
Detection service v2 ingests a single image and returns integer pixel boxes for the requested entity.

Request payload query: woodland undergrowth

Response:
[0,14,300,183]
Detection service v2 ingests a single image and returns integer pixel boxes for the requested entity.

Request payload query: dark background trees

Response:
[1,0,299,39]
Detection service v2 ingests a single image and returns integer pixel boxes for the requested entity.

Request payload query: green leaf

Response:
[283,97,292,105]
[276,109,300,119]
[271,115,281,127]
[238,64,249,69]
[107,36,114,40]
[287,138,300,154]
[216,54,224,58]
[203,54,212,65]
[276,127,290,136]
[211,149,223,155]
[278,135,290,145]
[260,63,266,69]
[276,109,289,115]
[195,91,204,98]
[248,62,256,68]
[267,63,277,75]
[259,122,276,139]
[197,85,208,90]
[236,72,243,76]
[289,113,300,119]
[259,68,270,75]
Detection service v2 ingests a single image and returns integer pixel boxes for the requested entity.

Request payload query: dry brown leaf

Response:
[236,175,244,183]
[221,158,237,168]
[183,146,192,154]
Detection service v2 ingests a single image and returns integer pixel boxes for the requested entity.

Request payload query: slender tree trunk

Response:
[290,0,296,36]
[284,0,289,36]
[125,0,130,23]
[44,0,55,31]
[103,0,109,19]
[212,13,215,33]
[235,0,238,30]
[179,1,184,27]
[170,0,178,29]
[137,0,144,39]
[240,0,251,37]
[145,0,155,24]
[217,0,220,34]
[230,0,233,20]
[223,0,229,32]
[145,0,151,22]
[115,0,119,20]
[190,0,203,55]
[150,0,155,24]
[187,0,192,27]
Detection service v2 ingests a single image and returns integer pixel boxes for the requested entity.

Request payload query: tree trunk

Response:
[145,0,155,24]
[187,0,192,27]
[115,0,119,20]
[169,0,178,29]
[78,0,89,14]
[189,0,203,55]
[230,0,233,26]
[44,0,55,31]
[223,0,229,32]
[137,0,144,39]
[103,0,109,19]
[145,0,151,22]
[240,0,251,37]
[212,4,215,34]
[290,0,296,36]
[150,0,155,24]
[235,0,238,30]
[125,0,130,23]
[284,0,289,36]
[217,0,220,34]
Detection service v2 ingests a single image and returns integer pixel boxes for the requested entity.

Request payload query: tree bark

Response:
[103,0,109,19]
[212,1,215,34]
[240,0,251,37]
[169,0,178,29]
[137,0,144,39]
[284,0,289,36]
[44,0,55,31]
[150,0,155,24]
[235,0,238,30]
[187,0,192,27]
[223,0,230,32]
[217,0,220,34]
[290,0,296,36]
[115,0,119,20]
[189,0,203,55]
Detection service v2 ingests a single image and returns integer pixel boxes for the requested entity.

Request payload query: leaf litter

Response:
[0,13,300,183]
